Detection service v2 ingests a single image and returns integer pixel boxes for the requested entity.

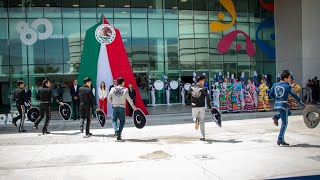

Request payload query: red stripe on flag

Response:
[103,17,149,115]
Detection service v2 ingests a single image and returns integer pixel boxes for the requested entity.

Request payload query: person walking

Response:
[98,81,107,114]
[33,80,64,134]
[108,77,137,141]
[79,77,98,136]
[187,76,213,141]
[70,79,80,120]
[12,80,29,132]
[128,83,136,117]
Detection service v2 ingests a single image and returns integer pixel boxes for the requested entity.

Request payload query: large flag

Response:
[78,16,149,116]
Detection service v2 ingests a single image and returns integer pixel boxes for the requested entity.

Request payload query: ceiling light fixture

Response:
[45,4,50,7]
[124,4,130,8]
[99,4,105,7]
[73,4,79,7]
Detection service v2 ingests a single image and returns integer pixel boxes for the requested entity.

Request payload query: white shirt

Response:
[74,85,77,92]
[98,88,107,99]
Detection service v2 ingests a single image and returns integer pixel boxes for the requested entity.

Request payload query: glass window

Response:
[179,39,194,62]
[179,20,194,39]
[178,0,193,19]
[194,20,209,39]
[8,0,25,18]
[62,0,80,18]
[149,19,164,72]
[238,61,250,78]
[9,19,26,65]
[148,0,163,19]
[131,0,147,18]
[114,19,131,54]
[114,0,130,18]
[45,19,63,64]
[80,0,97,18]
[196,61,210,71]
[180,60,195,70]
[132,19,148,63]
[193,0,208,20]
[63,19,81,66]
[26,0,43,18]
[0,19,9,66]
[0,65,9,77]
[249,0,261,22]
[44,0,62,18]
[208,0,221,21]
[163,0,177,19]
[195,39,209,61]
[0,0,8,18]
[10,65,27,76]
[97,0,113,18]
[164,20,178,71]
[236,0,249,22]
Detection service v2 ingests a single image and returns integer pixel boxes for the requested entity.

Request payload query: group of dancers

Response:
[210,71,302,113]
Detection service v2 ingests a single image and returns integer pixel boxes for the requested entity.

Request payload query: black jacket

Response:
[70,85,80,102]
[79,85,97,107]
[14,88,28,105]
[36,87,59,104]
[25,88,32,101]
[187,84,212,109]
[128,88,136,102]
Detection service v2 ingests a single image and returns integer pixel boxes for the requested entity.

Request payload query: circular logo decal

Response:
[95,24,116,44]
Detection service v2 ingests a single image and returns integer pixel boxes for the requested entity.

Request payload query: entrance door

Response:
[0,82,10,113]
[133,72,148,105]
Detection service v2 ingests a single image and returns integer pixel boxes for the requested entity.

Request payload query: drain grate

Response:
[194,154,215,160]
[307,155,320,162]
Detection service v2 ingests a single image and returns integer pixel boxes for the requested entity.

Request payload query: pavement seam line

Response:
[26,144,48,167]
[183,154,224,180]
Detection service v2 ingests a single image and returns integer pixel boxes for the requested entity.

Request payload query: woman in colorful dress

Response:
[257,78,270,111]
[288,78,301,110]
[218,77,233,113]
[231,78,242,112]
[244,79,257,111]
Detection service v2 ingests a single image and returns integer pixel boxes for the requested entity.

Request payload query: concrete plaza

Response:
[0,111,319,180]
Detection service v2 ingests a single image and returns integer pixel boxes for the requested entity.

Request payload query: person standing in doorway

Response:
[98,81,107,114]
[108,77,137,141]
[128,83,136,117]
[312,77,319,104]
[306,79,313,103]
[70,79,80,120]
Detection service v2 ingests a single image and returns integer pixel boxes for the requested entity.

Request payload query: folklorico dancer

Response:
[244,79,257,112]
[288,74,301,110]
[186,76,213,141]
[12,80,30,132]
[231,78,242,112]
[33,80,64,134]
[211,74,220,108]
[253,71,259,108]
[270,70,305,146]
[258,76,270,111]
[218,76,233,113]
[240,72,246,110]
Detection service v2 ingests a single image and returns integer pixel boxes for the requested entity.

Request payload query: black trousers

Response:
[34,103,51,133]
[80,104,91,134]
[72,100,80,120]
[128,101,135,117]
[12,104,25,131]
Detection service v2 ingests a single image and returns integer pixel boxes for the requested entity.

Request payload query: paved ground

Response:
[0,111,319,180]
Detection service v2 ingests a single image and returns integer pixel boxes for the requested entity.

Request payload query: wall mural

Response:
[210,0,275,59]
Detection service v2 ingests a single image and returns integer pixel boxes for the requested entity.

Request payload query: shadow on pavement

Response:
[205,139,243,144]
[125,139,159,143]
[50,132,82,136]
[288,144,320,148]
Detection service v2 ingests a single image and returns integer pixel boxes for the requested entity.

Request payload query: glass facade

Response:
[0,0,275,109]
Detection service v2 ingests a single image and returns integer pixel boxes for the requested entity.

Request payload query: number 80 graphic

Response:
[16,18,53,46]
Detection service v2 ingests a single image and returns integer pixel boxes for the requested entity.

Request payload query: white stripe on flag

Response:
[96,44,113,116]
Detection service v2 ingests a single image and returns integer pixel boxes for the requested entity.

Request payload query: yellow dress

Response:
[258,83,270,111]
[288,83,301,110]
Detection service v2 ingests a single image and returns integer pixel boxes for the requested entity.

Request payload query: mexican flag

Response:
[78,16,149,116]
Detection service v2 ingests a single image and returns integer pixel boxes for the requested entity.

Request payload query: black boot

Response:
[277,141,289,146]
[114,131,118,138]
[273,116,278,126]
[80,125,83,133]
[12,120,17,127]
[42,130,50,135]
[33,124,38,130]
